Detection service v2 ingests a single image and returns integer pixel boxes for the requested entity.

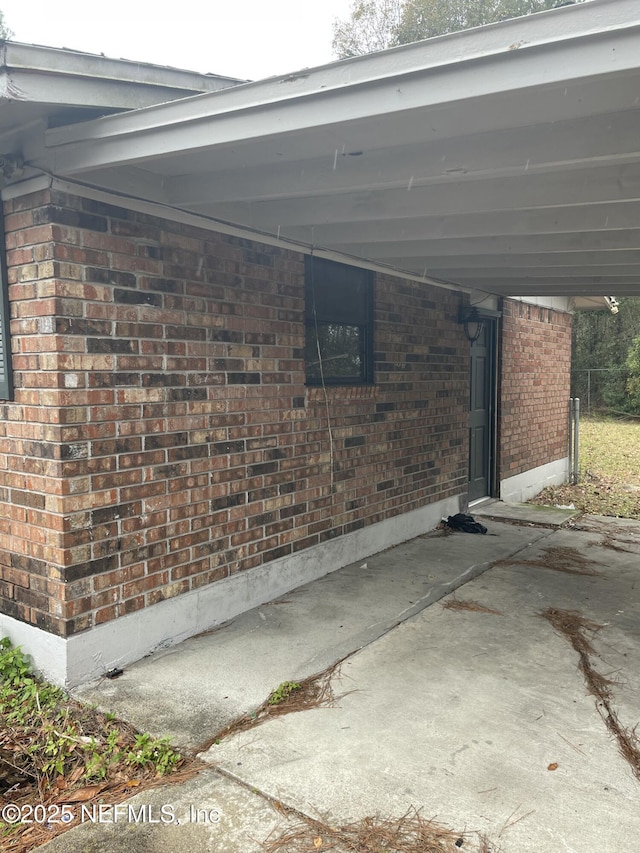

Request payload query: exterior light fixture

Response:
[458,305,483,344]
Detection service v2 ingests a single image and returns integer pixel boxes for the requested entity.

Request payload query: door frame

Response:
[468,311,500,503]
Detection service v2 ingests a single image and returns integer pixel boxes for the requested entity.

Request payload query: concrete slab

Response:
[75,519,549,750]
[473,499,580,528]
[37,515,640,853]
[571,513,640,536]
[206,523,640,853]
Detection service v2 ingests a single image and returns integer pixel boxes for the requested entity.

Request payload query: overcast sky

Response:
[1,0,355,80]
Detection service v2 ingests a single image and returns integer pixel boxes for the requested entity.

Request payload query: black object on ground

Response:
[445,514,488,534]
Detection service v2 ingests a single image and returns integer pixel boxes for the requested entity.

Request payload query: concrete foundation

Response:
[0,494,462,687]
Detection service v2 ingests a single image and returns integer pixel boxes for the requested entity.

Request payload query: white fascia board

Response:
[1,41,243,93]
[48,0,640,137]
[44,0,640,172]
[1,71,205,111]
[571,296,616,310]
[0,174,52,198]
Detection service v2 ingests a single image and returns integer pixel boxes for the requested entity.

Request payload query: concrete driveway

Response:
[39,505,640,853]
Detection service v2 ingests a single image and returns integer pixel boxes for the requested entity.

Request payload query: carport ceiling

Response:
[42,0,640,298]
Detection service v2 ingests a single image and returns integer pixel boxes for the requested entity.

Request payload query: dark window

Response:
[304,257,373,385]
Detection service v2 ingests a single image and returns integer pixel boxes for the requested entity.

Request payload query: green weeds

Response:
[0,638,181,797]
[268,681,302,705]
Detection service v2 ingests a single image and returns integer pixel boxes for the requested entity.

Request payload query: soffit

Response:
[25,0,640,298]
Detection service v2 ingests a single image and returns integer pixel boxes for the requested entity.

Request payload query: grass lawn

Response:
[532,416,640,519]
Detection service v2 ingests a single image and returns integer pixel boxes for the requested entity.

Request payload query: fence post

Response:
[568,398,574,484]
[573,398,580,484]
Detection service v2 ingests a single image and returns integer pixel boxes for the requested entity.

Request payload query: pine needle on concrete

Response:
[441,599,502,616]
[541,607,640,781]
[495,546,602,577]
[262,807,497,853]
[201,660,343,749]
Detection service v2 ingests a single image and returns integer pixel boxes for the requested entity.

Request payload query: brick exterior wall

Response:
[499,299,572,480]
[0,188,469,639]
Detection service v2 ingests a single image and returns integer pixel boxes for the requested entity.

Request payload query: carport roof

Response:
[22,0,640,300]
[0,40,242,140]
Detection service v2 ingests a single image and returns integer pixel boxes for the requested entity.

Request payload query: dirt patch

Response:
[199,661,344,751]
[494,546,602,577]
[441,599,502,616]
[541,607,640,782]
[263,806,495,853]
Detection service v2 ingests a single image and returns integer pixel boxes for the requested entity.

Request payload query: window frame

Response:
[304,256,374,387]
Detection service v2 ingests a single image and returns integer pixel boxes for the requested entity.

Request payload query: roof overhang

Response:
[11,0,640,300]
[0,41,243,164]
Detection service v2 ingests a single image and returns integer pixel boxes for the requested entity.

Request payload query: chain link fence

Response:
[571,367,630,416]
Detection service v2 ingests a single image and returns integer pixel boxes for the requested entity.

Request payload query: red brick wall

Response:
[0,189,469,638]
[499,299,572,480]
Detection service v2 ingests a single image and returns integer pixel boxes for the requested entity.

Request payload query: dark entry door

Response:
[468,320,495,502]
